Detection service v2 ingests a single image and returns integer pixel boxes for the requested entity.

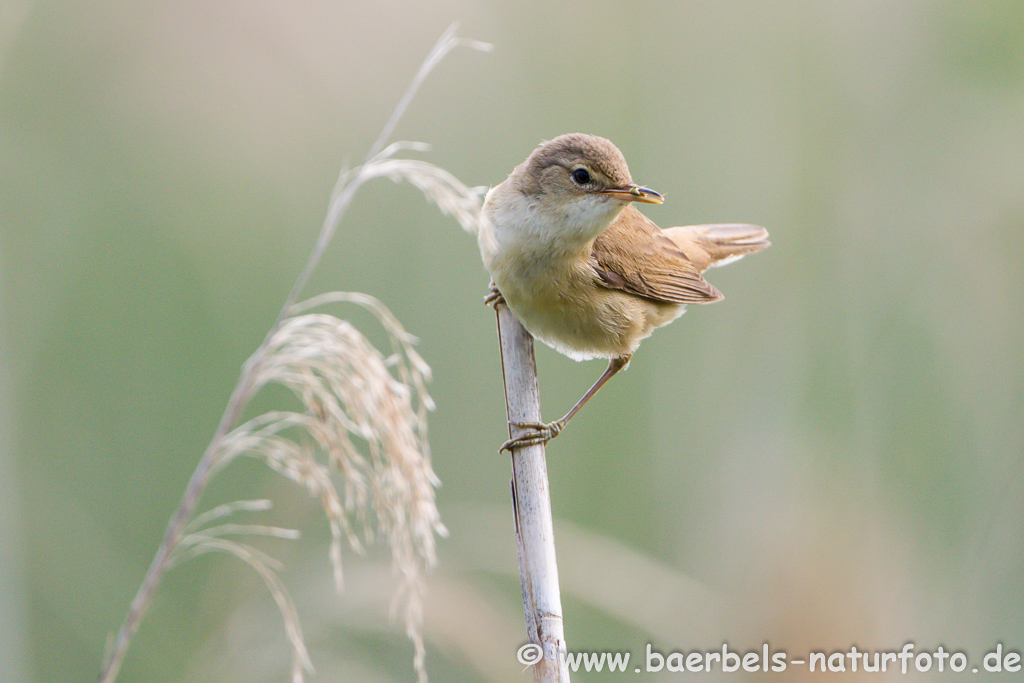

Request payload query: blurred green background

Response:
[3,1,1023,681]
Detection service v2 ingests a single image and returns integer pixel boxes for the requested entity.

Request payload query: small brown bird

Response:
[479,133,769,451]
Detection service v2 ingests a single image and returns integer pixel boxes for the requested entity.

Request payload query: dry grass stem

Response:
[178,536,314,682]
[99,24,489,683]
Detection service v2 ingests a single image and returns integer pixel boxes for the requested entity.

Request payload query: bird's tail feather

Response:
[663,224,770,270]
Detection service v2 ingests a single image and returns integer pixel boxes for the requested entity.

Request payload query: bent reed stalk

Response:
[99,25,490,683]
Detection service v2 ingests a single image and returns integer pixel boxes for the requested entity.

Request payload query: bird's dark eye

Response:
[571,168,591,185]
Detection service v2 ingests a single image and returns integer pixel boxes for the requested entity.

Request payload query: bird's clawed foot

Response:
[500,419,566,453]
[484,282,505,309]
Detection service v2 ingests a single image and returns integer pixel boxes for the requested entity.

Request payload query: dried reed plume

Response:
[99,25,491,683]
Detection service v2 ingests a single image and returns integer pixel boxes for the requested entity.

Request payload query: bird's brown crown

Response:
[514,133,634,196]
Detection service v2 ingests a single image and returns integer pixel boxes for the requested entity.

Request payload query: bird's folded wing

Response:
[590,205,723,305]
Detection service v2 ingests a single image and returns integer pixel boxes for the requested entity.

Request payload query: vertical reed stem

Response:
[495,303,569,683]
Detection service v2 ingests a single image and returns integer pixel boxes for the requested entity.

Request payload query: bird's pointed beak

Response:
[601,184,664,204]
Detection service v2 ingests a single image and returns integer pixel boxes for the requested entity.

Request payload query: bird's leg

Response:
[483,281,505,308]
[501,354,631,453]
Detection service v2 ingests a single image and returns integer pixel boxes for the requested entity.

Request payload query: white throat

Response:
[480,185,623,267]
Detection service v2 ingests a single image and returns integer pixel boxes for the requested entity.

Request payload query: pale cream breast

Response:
[486,222,685,360]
